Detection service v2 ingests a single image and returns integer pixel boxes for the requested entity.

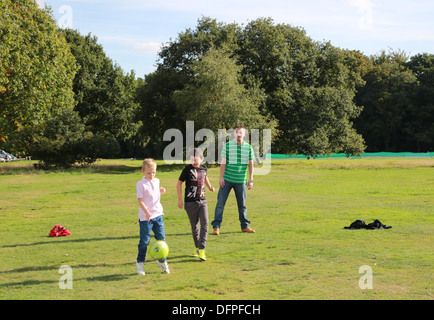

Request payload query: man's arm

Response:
[247,159,254,190]
[219,157,226,188]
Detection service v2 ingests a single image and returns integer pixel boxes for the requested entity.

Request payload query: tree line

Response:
[1,1,433,168]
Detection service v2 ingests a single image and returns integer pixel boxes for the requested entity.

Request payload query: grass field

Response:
[0,158,433,300]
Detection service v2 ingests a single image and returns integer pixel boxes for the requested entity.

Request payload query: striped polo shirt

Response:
[222,140,254,184]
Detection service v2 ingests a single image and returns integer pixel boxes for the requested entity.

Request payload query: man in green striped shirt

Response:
[211,125,255,234]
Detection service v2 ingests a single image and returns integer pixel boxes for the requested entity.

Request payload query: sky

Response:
[38,0,434,78]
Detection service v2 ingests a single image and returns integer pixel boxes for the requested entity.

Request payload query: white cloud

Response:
[346,0,374,30]
[100,36,162,54]
[127,40,162,54]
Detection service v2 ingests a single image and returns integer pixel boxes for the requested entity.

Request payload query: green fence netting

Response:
[266,152,434,159]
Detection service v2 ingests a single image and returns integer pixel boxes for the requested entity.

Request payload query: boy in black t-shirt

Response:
[177,148,215,261]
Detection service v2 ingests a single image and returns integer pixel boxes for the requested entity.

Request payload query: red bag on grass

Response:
[49,225,72,237]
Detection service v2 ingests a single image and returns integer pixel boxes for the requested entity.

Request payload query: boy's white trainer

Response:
[156,260,170,274]
[136,261,145,275]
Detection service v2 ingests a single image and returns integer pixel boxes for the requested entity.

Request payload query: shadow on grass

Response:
[89,163,215,174]
[0,160,221,175]
[0,261,137,289]
[0,262,133,275]
[0,162,193,175]
[0,256,198,288]
[1,236,138,248]
[0,268,138,288]
[0,274,138,288]
[1,232,193,248]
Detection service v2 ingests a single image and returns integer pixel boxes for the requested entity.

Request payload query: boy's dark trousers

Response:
[184,200,208,250]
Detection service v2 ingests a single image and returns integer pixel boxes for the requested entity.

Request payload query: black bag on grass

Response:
[344,219,392,230]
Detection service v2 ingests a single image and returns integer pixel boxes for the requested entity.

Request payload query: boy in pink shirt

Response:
[136,158,170,275]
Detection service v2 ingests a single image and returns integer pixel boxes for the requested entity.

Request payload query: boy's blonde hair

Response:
[142,158,157,171]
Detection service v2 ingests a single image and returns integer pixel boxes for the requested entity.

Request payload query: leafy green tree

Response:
[135,70,187,143]
[0,0,77,155]
[405,53,434,152]
[154,17,365,157]
[132,68,189,158]
[60,29,140,141]
[30,108,96,168]
[354,51,418,152]
[158,17,240,73]
[236,18,365,156]
[172,47,276,134]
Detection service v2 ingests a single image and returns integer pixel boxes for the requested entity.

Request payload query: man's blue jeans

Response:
[137,215,166,263]
[212,181,250,230]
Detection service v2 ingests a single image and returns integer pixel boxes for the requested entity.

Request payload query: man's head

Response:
[234,125,246,144]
